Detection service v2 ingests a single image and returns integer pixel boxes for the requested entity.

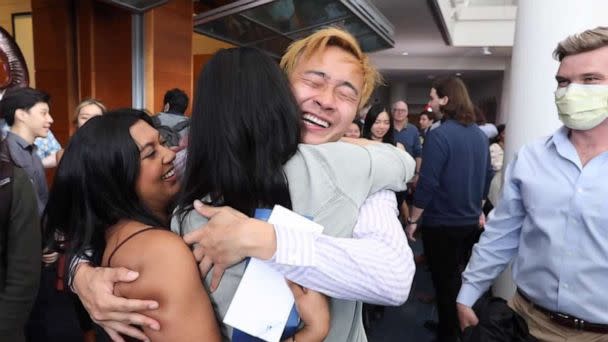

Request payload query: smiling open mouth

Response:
[302,113,329,128]
[161,168,175,181]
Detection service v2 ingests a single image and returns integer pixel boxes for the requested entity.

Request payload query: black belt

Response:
[516,288,608,334]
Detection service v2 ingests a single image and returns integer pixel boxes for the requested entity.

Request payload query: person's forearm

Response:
[458,160,524,306]
[415,157,421,174]
[409,206,424,222]
[68,251,94,293]
[268,191,415,305]
[242,218,277,260]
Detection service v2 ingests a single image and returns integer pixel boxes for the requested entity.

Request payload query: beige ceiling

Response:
[370,0,512,58]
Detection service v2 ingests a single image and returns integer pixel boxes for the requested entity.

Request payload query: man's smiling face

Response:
[289,46,364,144]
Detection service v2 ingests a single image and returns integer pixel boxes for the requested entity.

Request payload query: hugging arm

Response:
[187,191,415,306]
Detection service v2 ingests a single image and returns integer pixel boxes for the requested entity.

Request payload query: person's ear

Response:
[440,96,449,106]
[14,108,28,123]
[163,103,170,112]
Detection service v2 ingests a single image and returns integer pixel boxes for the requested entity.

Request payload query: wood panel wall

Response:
[192,53,213,86]
[32,0,193,139]
[31,0,77,146]
[75,0,132,112]
[144,0,192,115]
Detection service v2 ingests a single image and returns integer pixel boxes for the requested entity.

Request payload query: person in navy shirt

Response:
[406,77,493,342]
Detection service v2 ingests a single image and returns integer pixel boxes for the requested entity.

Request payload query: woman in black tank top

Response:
[42,106,329,341]
[42,110,221,341]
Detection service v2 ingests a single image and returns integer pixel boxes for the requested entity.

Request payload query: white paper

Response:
[223,205,323,342]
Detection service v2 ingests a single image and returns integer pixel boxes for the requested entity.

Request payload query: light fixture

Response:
[482,47,492,55]
[401,51,409,56]
[456,72,462,76]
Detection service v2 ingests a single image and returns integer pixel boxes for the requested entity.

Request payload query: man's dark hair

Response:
[42,109,164,268]
[432,77,475,125]
[419,110,435,122]
[163,88,189,114]
[0,87,50,126]
[177,47,299,221]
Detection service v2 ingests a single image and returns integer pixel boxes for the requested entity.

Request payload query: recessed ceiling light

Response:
[401,51,409,56]
[456,72,462,76]
[482,47,492,55]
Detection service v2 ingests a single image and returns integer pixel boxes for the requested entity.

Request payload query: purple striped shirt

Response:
[270,190,415,305]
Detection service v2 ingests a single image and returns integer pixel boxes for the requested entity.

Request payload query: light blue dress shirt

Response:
[458,126,608,324]
[33,130,62,159]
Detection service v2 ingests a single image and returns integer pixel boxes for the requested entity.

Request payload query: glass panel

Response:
[196,14,280,46]
[193,0,393,54]
[242,0,350,33]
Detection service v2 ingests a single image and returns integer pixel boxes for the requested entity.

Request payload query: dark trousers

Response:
[422,224,481,342]
[25,265,83,342]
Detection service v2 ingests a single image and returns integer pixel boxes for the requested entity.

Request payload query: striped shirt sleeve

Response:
[268,190,415,306]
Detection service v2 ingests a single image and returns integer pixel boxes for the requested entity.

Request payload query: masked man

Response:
[457,26,608,341]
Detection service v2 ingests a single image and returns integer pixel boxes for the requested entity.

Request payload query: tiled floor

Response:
[367,240,437,342]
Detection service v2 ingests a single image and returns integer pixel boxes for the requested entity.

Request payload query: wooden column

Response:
[31,0,77,146]
[33,0,191,136]
[75,0,132,112]
[144,0,193,115]
[32,0,133,142]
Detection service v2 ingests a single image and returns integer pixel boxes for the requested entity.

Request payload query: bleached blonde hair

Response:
[280,27,383,109]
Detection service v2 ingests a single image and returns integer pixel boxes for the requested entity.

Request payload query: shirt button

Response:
[563,283,569,289]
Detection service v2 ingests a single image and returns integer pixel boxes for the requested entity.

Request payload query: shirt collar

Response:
[394,122,410,133]
[545,125,581,168]
[544,125,569,148]
[6,131,35,152]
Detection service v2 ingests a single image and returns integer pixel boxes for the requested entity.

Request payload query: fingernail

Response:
[127,271,139,279]
[149,302,159,310]
[150,323,160,331]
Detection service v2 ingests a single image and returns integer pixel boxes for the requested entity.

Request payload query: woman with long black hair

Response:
[43,110,222,341]
[175,47,413,341]
[362,103,405,150]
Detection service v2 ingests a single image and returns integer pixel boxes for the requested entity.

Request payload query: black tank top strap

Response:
[107,227,157,267]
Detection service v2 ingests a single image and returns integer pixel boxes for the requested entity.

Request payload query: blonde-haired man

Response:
[280,27,382,144]
[457,26,608,341]
[71,27,415,342]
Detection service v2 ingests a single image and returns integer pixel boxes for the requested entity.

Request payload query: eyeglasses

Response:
[392,109,407,113]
